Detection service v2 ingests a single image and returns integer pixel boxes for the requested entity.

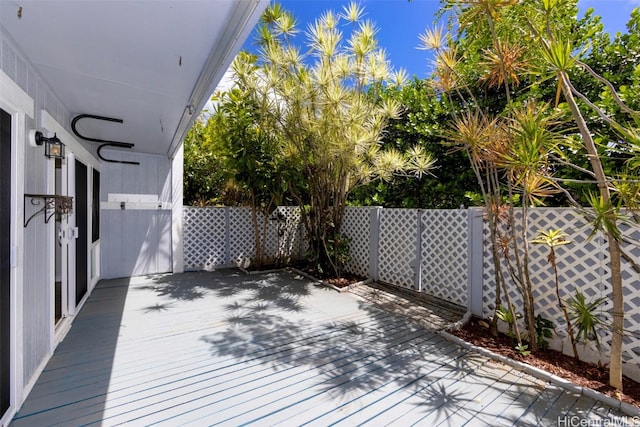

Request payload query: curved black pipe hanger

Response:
[71,114,140,165]
[96,143,140,165]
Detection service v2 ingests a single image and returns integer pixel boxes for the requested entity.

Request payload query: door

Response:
[75,160,88,305]
[54,159,65,325]
[0,108,11,418]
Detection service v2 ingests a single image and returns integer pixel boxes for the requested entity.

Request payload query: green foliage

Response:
[349,79,479,208]
[198,54,293,267]
[325,233,352,277]
[495,304,521,339]
[424,0,637,388]
[233,2,434,276]
[495,304,516,324]
[530,228,570,249]
[586,191,622,241]
[208,84,288,212]
[535,315,555,350]
[183,118,225,206]
[566,291,607,351]
[515,343,531,357]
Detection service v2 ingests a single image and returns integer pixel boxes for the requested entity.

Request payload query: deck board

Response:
[11,270,628,426]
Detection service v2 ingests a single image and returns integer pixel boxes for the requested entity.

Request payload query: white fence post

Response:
[368,207,381,281]
[224,206,231,266]
[415,209,424,291]
[468,207,484,316]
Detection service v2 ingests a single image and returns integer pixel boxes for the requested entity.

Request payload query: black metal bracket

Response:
[97,143,140,165]
[71,114,140,165]
[24,194,73,227]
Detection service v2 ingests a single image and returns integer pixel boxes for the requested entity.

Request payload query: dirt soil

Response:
[454,317,640,408]
[293,263,365,288]
[319,273,364,288]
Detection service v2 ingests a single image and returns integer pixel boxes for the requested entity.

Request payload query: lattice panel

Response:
[341,207,372,278]
[482,209,528,318]
[620,219,640,363]
[183,207,226,270]
[482,209,602,318]
[262,211,279,261]
[527,209,607,333]
[421,209,468,306]
[183,205,640,368]
[272,206,304,262]
[481,208,640,366]
[378,209,418,288]
[228,207,255,265]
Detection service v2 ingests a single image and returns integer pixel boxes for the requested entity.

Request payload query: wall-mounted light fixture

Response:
[29,130,65,159]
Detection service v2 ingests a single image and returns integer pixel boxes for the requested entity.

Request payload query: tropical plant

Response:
[430,0,551,352]
[183,118,226,206]
[530,228,579,358]
[349,78,479,208]
[205,73,289,268]
[426,0,639,390]
[566,290,607,352]
[535,315,555,350]
[235,2,435,276]
[326,233,352,278]
[525,0,639,390]
[495,304,520,340]
[515,343,531,357]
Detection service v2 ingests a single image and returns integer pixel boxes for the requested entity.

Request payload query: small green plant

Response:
[495,304,521,339]
[326,233,352,277]
[535,315,555,350]
[566,291,607,351]
[530,228,579,358]
[515,343,531,357]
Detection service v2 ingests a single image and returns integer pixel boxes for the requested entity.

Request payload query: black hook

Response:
[71,114,140,165]
[97,143,141,165]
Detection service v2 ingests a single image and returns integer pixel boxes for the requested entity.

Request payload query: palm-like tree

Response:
[236,3,434,276]
[436,0,636,390]
[530,229,578,358]
[530,9,627,392]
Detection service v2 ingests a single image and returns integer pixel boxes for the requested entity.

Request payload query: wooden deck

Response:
[12,270,626,426]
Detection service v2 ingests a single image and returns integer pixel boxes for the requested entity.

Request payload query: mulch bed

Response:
[454,317,640,408]
[240,262,365,288]
[316,273,365,288]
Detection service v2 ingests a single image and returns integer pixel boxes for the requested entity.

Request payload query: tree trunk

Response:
[560,72,624,390]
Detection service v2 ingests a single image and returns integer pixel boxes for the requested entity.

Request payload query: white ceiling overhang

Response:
[0,0,267,157]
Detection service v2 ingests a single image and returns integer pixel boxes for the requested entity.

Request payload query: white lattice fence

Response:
[378,209,418,289]
[421,210,468,306]
[228,207,254,266]
[528,209,608,344]
[272,206,305,263]
[183,206,304,270]
[342,207,373,278]
[183,205,640,376]
[183,207,227,270]
[482,209,606,319]
[480,208,640,371]
[621,220,640,362]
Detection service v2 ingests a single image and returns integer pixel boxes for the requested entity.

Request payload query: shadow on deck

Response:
[11,270,625,426]
[348,281,466,331]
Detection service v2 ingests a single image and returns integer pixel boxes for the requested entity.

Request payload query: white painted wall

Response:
[100,149,175,279]
[0,26,102,421]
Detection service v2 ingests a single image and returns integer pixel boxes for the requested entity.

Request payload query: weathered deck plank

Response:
[11,270,628,426]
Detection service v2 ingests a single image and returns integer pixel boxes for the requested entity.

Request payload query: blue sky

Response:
[243,0,638,79]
